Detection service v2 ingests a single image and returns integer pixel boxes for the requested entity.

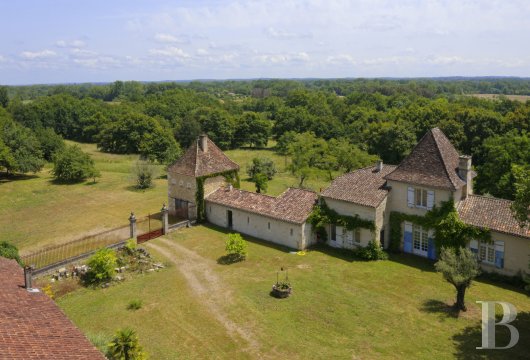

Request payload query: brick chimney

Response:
[458,155,473,199]
[199,134,208,153]
[375,160,383,172]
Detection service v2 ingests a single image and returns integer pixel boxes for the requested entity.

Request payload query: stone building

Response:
[168,130,529,276]
[322,128,530,276]
[167,134,239,220]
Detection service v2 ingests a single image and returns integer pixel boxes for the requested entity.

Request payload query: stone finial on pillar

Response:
[24,265,35,291]
[161,204,169,234]
[129,212,137,239]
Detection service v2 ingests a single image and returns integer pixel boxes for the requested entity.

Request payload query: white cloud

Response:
[196,48,209,56]
[0,55,5,62]
[70,48,98,58]
[154,33,186,43]
[20,49,57,60]
[149,46,190,59]
[265,27,311,39]
[56,39,86,48]
[426,56,473,65]
[326,54,357,65]
[73,56,120,69]
[253,52,309,65]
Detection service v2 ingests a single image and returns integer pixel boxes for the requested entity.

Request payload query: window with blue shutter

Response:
[494,241,504,269]
[404,222,413,253]
[427,231,436,260]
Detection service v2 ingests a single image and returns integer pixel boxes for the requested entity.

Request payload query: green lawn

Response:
[0,141,330,254]
[0,142,168,253]
[225,144,331,196]
[57,225,530,359]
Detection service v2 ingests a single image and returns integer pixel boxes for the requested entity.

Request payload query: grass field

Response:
[0,142,167,253]
[57,225,530,359]
[0,141,329,253]
[225,143,331,196]
[467,93,530,102]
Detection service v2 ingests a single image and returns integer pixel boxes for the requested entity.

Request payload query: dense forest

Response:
[0,78,529,201]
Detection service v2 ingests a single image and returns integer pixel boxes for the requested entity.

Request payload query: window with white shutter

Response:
[407,187,415,208]
[427,190,434,210]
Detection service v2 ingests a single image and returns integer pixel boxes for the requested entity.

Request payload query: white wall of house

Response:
[205,202,313,250]
[470,231,530,276]
[323,197,379,249]
[386,180,457,216]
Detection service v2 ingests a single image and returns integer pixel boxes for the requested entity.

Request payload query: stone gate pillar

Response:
[161,204,169,234]
[129,212,137,240]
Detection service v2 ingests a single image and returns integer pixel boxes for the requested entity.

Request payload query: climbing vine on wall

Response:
[308,199,376,242]
[195,170,240,222]
[388,199,490,253]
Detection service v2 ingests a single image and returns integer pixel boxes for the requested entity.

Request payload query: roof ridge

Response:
[467,194,513,204]
[431,128,458,190]
[229,187,279,199]
[384,131,430,180]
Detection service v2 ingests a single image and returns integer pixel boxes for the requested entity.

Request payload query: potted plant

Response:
[272,281,292,298]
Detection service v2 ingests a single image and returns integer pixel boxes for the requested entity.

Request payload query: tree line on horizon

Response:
[0,78,528,202]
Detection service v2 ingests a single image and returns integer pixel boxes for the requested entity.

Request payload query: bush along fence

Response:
[21,204,190,277]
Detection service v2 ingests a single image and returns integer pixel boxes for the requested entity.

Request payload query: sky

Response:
[1,0,530,85]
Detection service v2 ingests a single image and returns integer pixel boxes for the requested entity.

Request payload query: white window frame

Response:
[412,224,429,256]
[408,186,434,210]
[479,240,495,265]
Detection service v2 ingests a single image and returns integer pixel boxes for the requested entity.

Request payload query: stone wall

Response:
[205,202,311,250]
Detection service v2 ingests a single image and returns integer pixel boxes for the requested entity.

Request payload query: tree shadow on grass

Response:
[311,243,367,263]
[452,311,530,359]
[421,299,461,319]
[0,173,39,183]
[387,253,437,273]
[217,254,245,265]
[49,178,86,186]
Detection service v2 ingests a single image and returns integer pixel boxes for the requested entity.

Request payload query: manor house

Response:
[167,130,529,276]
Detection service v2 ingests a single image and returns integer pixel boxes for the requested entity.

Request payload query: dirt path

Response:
[147,237,262,356]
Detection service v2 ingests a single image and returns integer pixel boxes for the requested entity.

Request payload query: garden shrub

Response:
[225,233,248,262]
[106,328,147,360]
[0,241,22,265]
[84,248,117,285]
[354,241,389,261]
[127,299,143,311]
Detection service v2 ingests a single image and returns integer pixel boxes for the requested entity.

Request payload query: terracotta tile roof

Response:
[321,165,397,208]
[384,128,466,190]
[0,258,105,359]
[168,136,239,177]
[206,187,318,224]
[457,195,530,239]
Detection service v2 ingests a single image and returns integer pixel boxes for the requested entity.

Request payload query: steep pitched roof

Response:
[0,258,105,359]
[206,187,318,224]
[384,128,466,190]
[168,137,239,177]
[457,195,530,239]
[321,165,397,208]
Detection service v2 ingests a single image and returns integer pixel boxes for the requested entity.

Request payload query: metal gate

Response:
[137,213,164,244]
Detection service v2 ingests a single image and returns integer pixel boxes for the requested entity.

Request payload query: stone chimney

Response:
[199,134,208,153]
[375,160,383,172]
[458,155,473,199]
